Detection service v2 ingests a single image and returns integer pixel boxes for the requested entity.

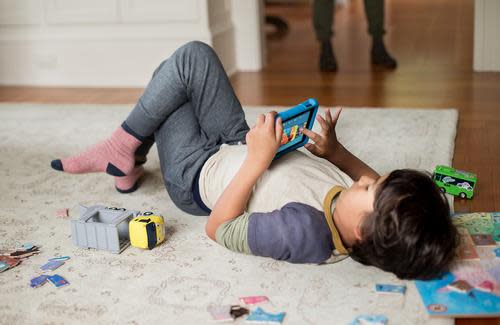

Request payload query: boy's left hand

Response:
[245,112,283,172]
[301,107,342,161]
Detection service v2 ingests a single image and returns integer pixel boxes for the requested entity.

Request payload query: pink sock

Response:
[115,166,144,193]
[51,127,142,176]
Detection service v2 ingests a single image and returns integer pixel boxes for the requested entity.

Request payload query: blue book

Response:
[414,212,500,317]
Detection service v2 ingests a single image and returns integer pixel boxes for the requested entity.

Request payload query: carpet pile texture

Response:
[0,104,457,324]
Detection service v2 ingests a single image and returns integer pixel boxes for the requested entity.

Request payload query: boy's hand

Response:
[245,112,283,172]
[302,107,343,161]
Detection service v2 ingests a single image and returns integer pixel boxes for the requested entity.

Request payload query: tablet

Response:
[275,98,319,159]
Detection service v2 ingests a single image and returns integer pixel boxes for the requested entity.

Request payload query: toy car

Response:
[433,165,477,199]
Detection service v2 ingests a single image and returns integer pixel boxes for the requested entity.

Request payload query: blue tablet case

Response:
[275,98,319,159]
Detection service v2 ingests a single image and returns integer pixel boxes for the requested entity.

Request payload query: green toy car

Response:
[433,165,477,199]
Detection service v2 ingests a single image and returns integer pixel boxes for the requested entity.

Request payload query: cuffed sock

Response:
[50,125,142,177]
[115,166,144,193]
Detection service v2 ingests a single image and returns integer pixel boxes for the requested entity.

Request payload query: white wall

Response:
[231,0,265,71]
[0,0,264,87]
[474,0,500,71]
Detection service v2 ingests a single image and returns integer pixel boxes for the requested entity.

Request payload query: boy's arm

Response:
[325,142,379,181]
[301,108,379,181]
[205,112,283,240]
[205,161,263,240]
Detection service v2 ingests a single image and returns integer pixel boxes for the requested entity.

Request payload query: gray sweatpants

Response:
[124,41,249,215]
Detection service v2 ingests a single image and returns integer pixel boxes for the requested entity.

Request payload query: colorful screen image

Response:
[278,110,313,152]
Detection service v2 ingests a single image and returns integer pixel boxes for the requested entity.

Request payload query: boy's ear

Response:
[354,220,363,241]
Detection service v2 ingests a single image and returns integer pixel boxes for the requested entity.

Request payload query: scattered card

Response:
[30,275,49,288]
[230,305,249,319]
[49,256,70,262]
[56,208,69,218]
[11,251,39,259]
[375,283,406,295]
[0,261,9,273]
[40,260,64,271]
[22,243,35,250]
[348,315,388,325]
[9,245,40,259]
[47,274,69,288]
[239,296,269,305]
[245,307,285,324]
[0,255,21,268]
[207,304,234,322]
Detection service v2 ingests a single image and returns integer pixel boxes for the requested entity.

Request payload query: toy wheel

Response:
[459,192,466,199]
[440,187,446,194]
[143,211,153,216]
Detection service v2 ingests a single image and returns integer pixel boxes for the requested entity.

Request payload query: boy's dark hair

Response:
[350,169,459,280]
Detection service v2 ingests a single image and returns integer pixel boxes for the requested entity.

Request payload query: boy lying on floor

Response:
[50,41,458,280]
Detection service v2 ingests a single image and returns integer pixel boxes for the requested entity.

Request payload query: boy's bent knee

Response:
[176,40,217,61]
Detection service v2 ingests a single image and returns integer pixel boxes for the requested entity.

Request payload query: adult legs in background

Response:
[312,0,397,71]
[363,0,397,69]
[313,0,337,71]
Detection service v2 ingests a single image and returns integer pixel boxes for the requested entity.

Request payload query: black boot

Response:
[371,37,397,69]
[319,40,338,72]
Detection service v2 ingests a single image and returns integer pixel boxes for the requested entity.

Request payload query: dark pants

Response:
[124,41,249,215]
[313,0,385,41]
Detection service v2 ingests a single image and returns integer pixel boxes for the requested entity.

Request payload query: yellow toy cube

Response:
[129,212,165,249]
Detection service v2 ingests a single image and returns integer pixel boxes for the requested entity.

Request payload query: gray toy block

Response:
[71,205,139,254]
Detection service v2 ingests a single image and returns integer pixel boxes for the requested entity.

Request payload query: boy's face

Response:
[334,174,388,246]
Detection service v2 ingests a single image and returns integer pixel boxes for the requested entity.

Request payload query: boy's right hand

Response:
[245,112,283,172]
[301,107,343,162]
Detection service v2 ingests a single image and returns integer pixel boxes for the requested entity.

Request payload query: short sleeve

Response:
[215,212,252,255]
[247,202,334,264]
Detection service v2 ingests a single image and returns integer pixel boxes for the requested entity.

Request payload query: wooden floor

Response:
[0,1,498,323]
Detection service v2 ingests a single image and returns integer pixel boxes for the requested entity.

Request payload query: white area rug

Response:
[0,104,458,325]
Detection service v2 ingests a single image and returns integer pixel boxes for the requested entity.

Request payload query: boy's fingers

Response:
[316,115,329,134]
[265,112,277,130]
[325,108,333,125]
[256,114,265,126]
[332,107,342,127]
[304,143,319,155]
[301,128,320,143]
[275,117,283,142]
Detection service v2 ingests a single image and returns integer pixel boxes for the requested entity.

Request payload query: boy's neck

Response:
[332,208,355,248]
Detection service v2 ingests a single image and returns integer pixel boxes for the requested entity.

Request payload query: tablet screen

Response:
[278,108,314,152]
